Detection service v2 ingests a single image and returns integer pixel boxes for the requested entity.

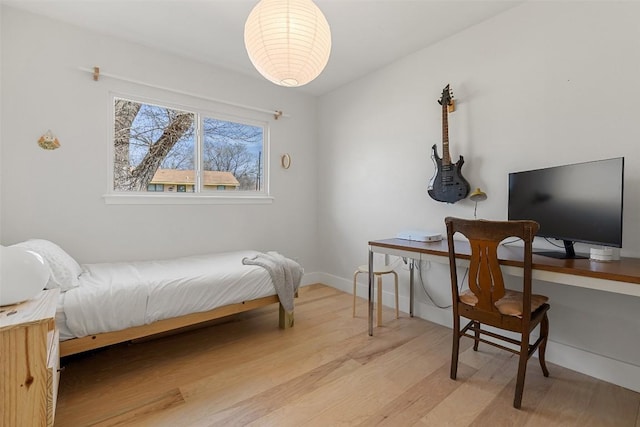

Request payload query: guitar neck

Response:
[442,102,452,165]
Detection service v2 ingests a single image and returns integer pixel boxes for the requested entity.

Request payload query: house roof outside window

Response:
[150,169,240,188]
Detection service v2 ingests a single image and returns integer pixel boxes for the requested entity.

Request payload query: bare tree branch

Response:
[114,99,141,189]
[113,100,194,191]
[130,112,194,191]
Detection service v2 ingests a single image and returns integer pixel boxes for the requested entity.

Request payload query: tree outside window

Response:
[113,97,266,194]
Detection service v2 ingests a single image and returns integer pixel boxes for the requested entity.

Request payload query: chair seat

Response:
[356,264,396,275]
[460,288,549,318]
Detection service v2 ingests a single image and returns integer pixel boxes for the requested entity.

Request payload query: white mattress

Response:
[58,250,277,340]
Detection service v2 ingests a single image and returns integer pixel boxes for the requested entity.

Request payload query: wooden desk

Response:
[367,238,640,336]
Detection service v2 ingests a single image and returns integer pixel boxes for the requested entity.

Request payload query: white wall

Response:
[318,2,640,391]
[0,7,320,272]
[0,5,3,229]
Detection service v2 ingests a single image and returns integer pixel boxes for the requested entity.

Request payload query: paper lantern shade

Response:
[244,0,331,87]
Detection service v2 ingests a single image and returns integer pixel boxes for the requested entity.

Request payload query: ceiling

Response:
[2,0,523,96]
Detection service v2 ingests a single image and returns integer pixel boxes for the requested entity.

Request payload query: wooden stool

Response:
[353,264,399,326]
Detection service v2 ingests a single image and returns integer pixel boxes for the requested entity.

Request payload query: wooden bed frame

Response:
[60,295,294,357]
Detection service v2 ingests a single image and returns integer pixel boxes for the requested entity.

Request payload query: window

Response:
[111,96,268,203]
[147,184,164,192]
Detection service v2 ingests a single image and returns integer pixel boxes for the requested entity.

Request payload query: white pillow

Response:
[11,239,82,291]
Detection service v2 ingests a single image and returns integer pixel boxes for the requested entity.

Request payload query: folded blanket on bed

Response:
[242,252,303,313]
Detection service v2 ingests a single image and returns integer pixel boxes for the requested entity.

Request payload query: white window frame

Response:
[104,92,272,205]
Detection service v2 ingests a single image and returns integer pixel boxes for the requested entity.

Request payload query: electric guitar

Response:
[428,84,470,203]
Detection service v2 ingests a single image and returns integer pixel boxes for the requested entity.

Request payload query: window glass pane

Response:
[147,184,165,192]
[114,98,195,192]
[202,117,264,192]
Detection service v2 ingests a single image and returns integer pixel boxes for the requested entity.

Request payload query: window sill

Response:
[103,193,274,205]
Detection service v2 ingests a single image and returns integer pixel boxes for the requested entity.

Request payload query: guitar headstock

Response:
[438,84,454,106]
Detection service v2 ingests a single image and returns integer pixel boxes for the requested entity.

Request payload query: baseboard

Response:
[315,272,640,393]
[300,272,326,287]
[544,340,640,393]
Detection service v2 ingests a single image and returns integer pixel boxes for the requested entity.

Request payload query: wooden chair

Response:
[353,260,399,326]
[444,216,550,409]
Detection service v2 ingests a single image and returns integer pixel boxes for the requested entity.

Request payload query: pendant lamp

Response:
[244,0,331,87]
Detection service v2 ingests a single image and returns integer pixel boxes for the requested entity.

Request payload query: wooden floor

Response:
[54,284,640,426]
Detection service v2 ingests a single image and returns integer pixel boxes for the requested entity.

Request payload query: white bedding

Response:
[60,250,291,340]
[56,292,75,341]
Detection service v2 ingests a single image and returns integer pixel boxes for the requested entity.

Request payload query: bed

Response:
[11,239,303,357]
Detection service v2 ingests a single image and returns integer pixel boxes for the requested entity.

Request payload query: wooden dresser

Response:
[0,289,60,426]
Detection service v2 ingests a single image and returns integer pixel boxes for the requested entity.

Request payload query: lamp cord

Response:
[416,260,469,309]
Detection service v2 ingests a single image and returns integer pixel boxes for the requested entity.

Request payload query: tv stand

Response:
[534,240,588,260]
[533,250,589,260]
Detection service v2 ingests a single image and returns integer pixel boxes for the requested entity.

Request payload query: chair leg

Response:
[514,331,531,409]
[538,312,550,377]
[392,271,399,319]
[450,312,461,380]
[473,321,480,351]
[352,271,359,317]
[376,274,383,326]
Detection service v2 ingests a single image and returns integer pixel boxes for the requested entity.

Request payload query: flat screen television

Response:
[508,157,624,259]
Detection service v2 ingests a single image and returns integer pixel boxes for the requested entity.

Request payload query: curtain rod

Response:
[78,66,287,120]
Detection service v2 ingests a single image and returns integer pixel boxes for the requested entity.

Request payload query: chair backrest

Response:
[445,217,539,316]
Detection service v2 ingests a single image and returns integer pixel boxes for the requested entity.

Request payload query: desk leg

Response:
[409,259,415,317]
[377,275,383,326]
[368,247,374,336]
